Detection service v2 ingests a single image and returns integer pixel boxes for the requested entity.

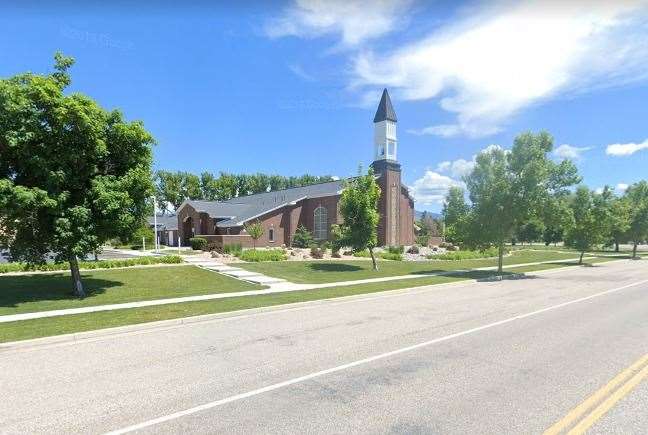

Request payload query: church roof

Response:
[373,88,397,123]
[180,179,346,227]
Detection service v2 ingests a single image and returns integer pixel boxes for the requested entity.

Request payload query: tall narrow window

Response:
[268,228,275,242]
[314,206,328,240]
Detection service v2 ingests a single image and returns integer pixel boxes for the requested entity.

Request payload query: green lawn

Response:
[0,266,264,316]
[0,259,617,344]
[238,250,593,284]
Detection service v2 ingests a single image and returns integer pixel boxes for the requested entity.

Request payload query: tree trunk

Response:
[368,247,379,271]
[615,241,620,252]
[497,242,504,275]
[69,256,86,298]
[579,251,584,265]
[633,242,638,259]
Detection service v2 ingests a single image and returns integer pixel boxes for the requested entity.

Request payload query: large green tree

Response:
[564,186,612,263]
[333,167,381,270]
[624,181,648,259]
[0,53,155,297]
[462,132,580,273]
[608,193,631,252]
[442,186,469,245]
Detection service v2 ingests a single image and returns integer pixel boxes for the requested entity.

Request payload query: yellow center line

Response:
[543,353,648,435]
[568,363,648,434]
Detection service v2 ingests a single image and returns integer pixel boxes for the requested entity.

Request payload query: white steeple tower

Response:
[373,88,398,162]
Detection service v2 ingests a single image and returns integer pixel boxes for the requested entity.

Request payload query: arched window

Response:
[313,206,328,240]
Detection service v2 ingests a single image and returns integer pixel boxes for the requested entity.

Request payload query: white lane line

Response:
[105,277,648,435]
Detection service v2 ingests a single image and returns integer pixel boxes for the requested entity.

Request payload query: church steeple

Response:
[373,88,397,123]
[373,89,398,161]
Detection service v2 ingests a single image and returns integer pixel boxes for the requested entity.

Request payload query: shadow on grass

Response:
[308,263,364,272]
[409,269,537,282]
[0,274,119,308]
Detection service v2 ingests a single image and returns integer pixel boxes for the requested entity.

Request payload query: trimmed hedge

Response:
[189,237,208,251]
[0,255,183,274]
[237,249,287,262]
[429,247,501,261]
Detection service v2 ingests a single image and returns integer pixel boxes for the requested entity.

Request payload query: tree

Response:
[443,187,468,228]
[0,53,154,297]
[200,171,220,201]
[624,181,648,259]
[462,132,580,273]
[334,167,381,270]
[541,195,571,246]
[155,170,184,211]
[608,194,631,252]
[564,186,611,263]
[516,218,545,245]
[292,225,314,248]
[244,220,264,249]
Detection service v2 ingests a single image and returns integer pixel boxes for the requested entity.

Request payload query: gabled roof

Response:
[147,215,179,231]
[179,179,346,227]
[373,88,397,123]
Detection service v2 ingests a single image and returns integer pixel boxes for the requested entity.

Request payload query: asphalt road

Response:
[1,260,647,434]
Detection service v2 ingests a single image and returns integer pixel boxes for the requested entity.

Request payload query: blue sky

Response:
[2,1,648,212]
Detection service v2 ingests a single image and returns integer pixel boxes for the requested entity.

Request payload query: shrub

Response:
[310,246,325,259]
[351,249,402,261]
[189,237,208,251]
[0,255,183,274]
[407,245,420,254]
[429,247,501,261]
[387,245,404,254]
[416,234,430,246]
[206,242,219,252]
[380,252,402,261]
[223,243,243,255]
[292,225,314,248]
[238,249,287,262]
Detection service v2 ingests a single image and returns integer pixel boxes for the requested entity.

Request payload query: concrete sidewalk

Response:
[0,256,602,323]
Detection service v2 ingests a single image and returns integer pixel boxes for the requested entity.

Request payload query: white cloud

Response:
[606,139,648,156]
[435,144,503,179]
[288,63,316,81]
[353,1,648,137]
[616,183,629,192]
[595,187,605,194]
[435,158,475,178]
[264,0,412,47]
[410,171,463,205]
[553,144,592,160]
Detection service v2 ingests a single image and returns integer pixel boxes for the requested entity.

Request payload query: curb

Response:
[0,258,627,352]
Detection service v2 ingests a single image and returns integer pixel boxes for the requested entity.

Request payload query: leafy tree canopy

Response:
[333,167,381,270]
[461,131,580,272]
[0,53,154,296]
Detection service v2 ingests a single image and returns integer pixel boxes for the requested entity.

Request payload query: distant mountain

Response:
[415,210,442,220]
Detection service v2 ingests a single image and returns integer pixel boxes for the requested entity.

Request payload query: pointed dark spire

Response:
[373,88,397,123]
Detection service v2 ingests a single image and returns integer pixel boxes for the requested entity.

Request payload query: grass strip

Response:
[0,266,264,316]
[0,260,605,344]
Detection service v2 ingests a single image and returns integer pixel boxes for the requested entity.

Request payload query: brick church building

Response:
[177,89,415,248]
